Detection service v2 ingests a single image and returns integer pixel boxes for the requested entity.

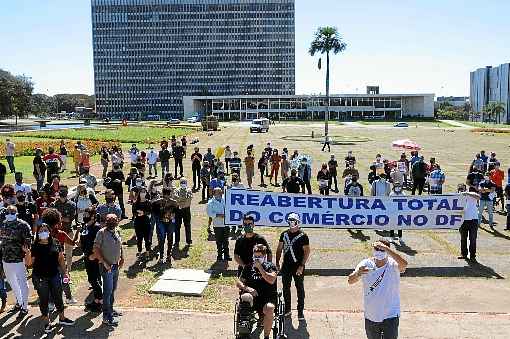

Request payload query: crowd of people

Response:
[0,135,508,338]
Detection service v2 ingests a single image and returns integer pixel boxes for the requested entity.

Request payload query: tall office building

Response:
[470,63,510,123]
[91,0,295,119]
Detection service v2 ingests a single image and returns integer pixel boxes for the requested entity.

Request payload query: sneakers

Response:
[19,308,29,317]
[44,322,53,333]
[112,310,123,317]
[103,318,119,326]
[9,303,21,313]
[297,311,305,320]
[66,298,78,305]
[0,298,6,313]
[59,317,75,326]
[48,302,55,313]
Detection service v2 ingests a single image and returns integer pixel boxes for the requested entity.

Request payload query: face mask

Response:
[5,213,17,222]
[136,181,143,187]
[38,231,50,240]
[106,222,116,230]
[243,224,254,233]
[17,196,25,202]
[394,187,402,193]
[301,161,307,165]
[288,220,299,230]
[105,197,114,204]
[376,157,381,162]
[83,216,92,224]
[252,255,266,264]
[181,183,187,189]
[373,250,388,261]
[0,201,3,208]
[215,196,222,201]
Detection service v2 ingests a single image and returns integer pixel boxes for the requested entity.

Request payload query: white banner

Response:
[224,189,466,230]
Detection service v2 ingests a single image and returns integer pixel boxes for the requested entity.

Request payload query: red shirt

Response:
[36,197,55,216]
[490,169,504,187]
[52,229,74,246]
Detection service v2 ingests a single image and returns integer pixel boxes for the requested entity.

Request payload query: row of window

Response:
[92,3,294,14]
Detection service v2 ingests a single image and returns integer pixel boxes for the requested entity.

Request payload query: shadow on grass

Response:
[347,229,370,242]
[478,225,510,241]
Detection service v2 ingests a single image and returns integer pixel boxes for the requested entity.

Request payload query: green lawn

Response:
[9,126,196,144]
[458,121,510,129]
[357,120,456,128]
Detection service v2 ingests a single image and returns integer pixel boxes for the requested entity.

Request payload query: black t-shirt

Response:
[80,223,100,256]
[279,230,310,267]
[283,176,303,193]
[152,198,178,222]
[159,149,171,162]
[31,242,60,278]
[479,180,496,200]
[234,233,271,266]
[240,262,277,299]
[33,156,46,176]
[60,145,68,156]
[467,172,484,191]
[133,200,152,220]
[15,202,36,227]
[191,152,202,168]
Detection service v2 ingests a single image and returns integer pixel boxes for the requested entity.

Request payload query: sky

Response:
[1,0,510,97]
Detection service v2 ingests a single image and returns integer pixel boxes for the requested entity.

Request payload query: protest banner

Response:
[225,189,466,230]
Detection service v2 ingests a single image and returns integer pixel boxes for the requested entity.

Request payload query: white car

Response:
[187,116,199,123]
[394,122,409,128]
[250,118,270,133]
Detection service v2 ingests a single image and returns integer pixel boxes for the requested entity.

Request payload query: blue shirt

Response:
[210,178,225,190]
[206,197,226,227]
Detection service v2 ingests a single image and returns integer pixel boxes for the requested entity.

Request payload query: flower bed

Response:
[0,140,120,158]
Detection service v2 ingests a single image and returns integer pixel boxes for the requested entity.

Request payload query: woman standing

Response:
[317,163,331,195]
[27,223,74,333]
[100,146,110,179]
[258,151,267,187]
[59,140,68,172]
[244,150,255,189]
[270,149,282,187]
[133,187,152,257]
[75,184,98,225]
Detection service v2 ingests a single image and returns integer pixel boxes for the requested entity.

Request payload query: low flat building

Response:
[183,94,435,121]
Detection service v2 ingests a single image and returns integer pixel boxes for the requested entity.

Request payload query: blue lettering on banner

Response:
[352,215,365,226]
[356,199,369,210]
[303,213,319,224]
[322,213,334,225]
[397,215,412,226]
[414,215,427,226]
[278,196,291,208]
[375,215,389,226]
[422,199,437,210]
[294,197,306,208]
[261,194,276,207]
[269,212,284,223]
[231,193,245,206]
[336,214,350,225]
[437,199,451,211]
[246,211,260,222]
[247,194,259,206]
[339,198,353,209]
[436,215,449,226]
[323,197,336,208]
[452,199,463,210]
[371,199,386,210]
[230,210,243,222]
[393,198,407,211]
[450,215,463,225]
[308,197,322,209]
[409,199,423,211]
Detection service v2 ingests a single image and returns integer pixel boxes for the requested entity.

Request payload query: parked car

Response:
[250,118,270,133]
[187,116,199,123]
[167,118,181,125]
[394,122,409,128]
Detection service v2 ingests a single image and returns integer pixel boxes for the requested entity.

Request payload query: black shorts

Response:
[253,294,277,313]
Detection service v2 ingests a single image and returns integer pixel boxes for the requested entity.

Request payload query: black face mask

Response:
[17,196,26,202]
[105,197,114,204]
[83,216,92,224]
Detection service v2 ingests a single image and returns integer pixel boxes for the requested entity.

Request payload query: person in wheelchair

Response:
[236,244,277,339]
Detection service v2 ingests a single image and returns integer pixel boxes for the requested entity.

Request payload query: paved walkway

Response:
[2,307,509,338]
[438,120,474,128]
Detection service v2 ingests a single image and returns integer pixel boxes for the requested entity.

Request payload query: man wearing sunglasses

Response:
[234,215,272,275]
[348,239,408,339]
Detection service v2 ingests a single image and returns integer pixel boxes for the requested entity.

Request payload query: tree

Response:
[309,26,347,136]
[0,69,33,122]
[483,102,506,124]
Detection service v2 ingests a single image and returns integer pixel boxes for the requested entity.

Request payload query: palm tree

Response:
[483,102,506,124]
[309,27,347,136]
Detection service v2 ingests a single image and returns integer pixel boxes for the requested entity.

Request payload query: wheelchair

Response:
[234,291,287,339]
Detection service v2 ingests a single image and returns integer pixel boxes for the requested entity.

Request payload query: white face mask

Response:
[373,250,388,261]
[288,220,299,230]
[5,213,17,222]
[0,201,4,208]
[38,231,50,240]
[394,187,402,193]
[181,183,187,189]
[252,255,266,264]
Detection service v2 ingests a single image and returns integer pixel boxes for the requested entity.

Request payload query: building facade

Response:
[183,94,435,121]
[91,0,295,119]
[470,63,510,123]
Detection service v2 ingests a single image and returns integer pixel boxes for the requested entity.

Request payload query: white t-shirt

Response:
[14,182,32,195]
[461,194,478,220]
[147,151,158,164]
[355,257,401,322]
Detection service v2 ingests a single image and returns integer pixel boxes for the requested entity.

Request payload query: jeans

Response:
[35,175,45,192]
[100,264,119,321]
[161,161,169,177]
[365,317,399,339]
[319,187,329,195]
[117,193,126,217]
[148,163,157,177]
[0,277,6,300]
[301,181,312,195]
[3,261,29,309]
[134,215,152,252]
[459,219,478,258]
[281,265,305,313]
[214,226,230,260]
[101,160,108,178]
[157,221,175,259]
[175,207,192,245]
[174,158,183,177]
[192,166,201,189]
[412,178,425,195]
[84,257,103,301]
[201,181,210,201]
[478,199,494,226]
[32,274,65,317]
[6,155,15,172]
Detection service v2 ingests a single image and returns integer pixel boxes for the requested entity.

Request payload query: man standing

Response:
[43,146,63,183]
[51,185,77,276]
[276,213,310,320]
[234,215,272,272]
[478,174,496,228]
[411,156,427,195]
[191,147,202,190]
[105,166,126,219]
[159,144,171,178]
[207,188,231,261]
[457,184,480,261]
[348,240,408,339]
[173,140,185,178]
[322,135,331,152]
[33,148,46,192]
[14,172,32,200]
[151,188,179,265]
[489,163,505,212]
[175,178,193,247]
[345,174,364,197]
[93,214,124,326]
[298,159,312,195]
[466,167,484,193]
[5,138,16,173]
[147,145,159,178]
[371,173,391,197]
[0,205,32,316]
[328,154,339,192]
[96,189,122,223]
[200,161,211,202]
